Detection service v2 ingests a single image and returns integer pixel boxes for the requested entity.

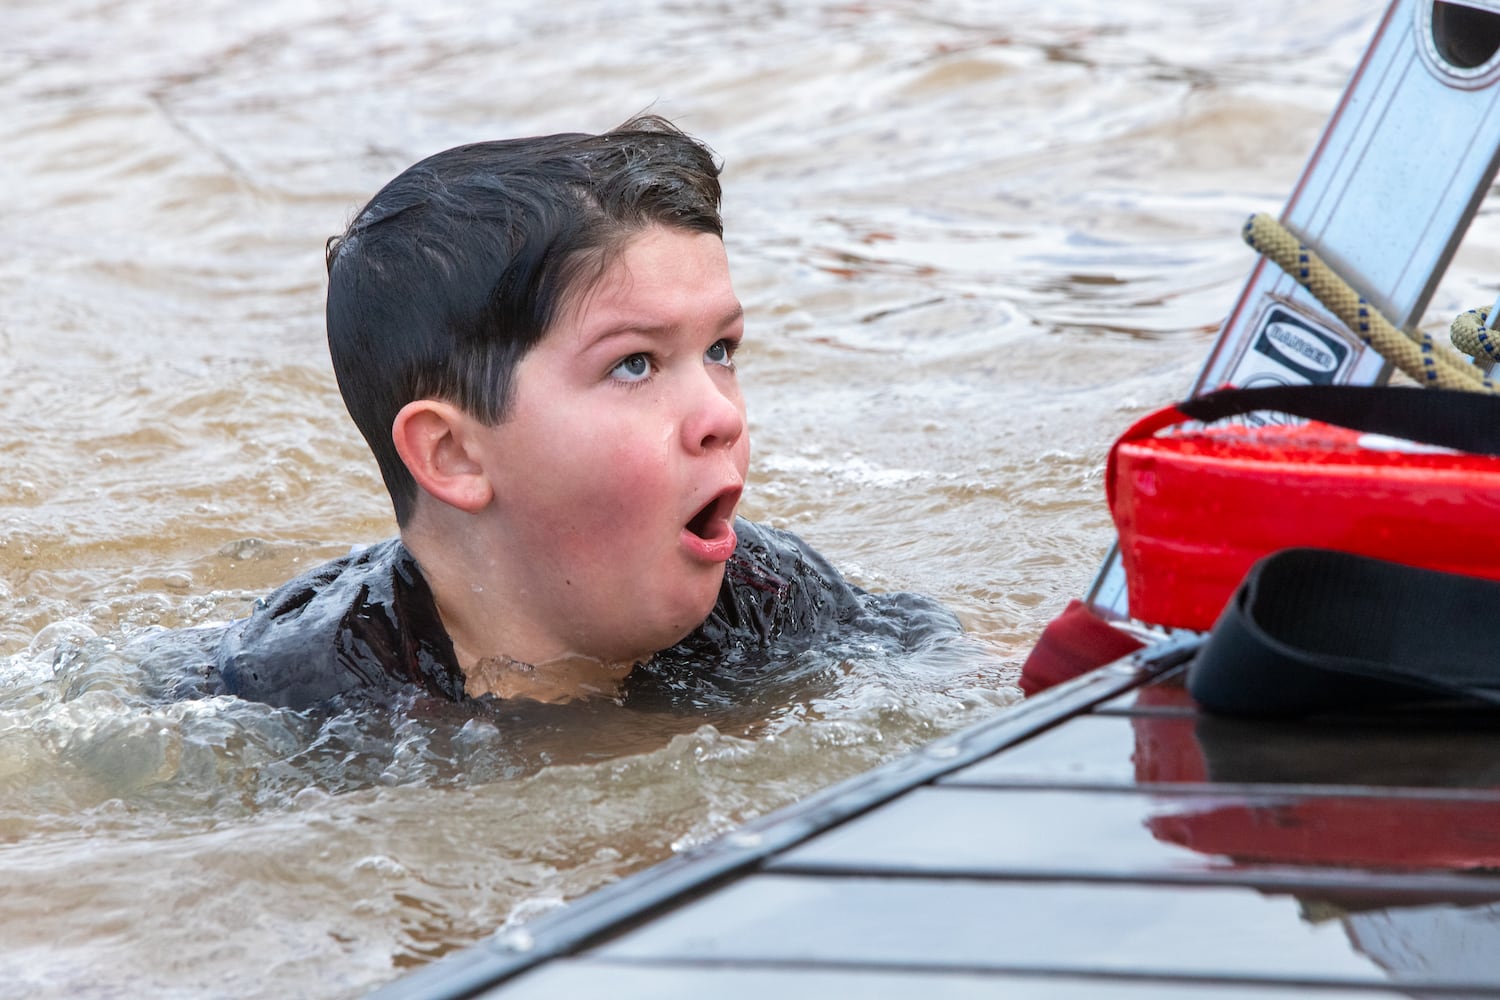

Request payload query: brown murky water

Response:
[7,1,1497,996]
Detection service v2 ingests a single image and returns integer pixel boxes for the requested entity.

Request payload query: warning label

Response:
[1237,305,1350,388]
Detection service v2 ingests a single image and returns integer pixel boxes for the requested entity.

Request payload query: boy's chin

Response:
[622,592,722,661]
[625,622,706,664]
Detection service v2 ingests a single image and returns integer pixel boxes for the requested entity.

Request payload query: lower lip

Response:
[681,520,737,562]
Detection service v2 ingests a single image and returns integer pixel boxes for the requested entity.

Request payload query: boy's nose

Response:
[683,373,746,454]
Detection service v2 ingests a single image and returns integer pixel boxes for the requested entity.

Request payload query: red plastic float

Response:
[1108,406,1500,631]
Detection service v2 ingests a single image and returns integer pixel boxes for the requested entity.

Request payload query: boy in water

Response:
[212,115,956,711]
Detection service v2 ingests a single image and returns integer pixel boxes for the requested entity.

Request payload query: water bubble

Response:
[495,928,534,953]
[353,855,408,879]
[453,718,500,755]
[28,619,98,659]
[68,713,184,792]
[217,538,277,561]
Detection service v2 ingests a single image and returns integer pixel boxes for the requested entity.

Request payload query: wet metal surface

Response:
[960,671,1500,790]
[589,875,1462,986]
[772,785,1500,885]
[392,643,1500,998]
[490,962,1407,1000]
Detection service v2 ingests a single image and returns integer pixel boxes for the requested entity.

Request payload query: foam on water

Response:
[0,617,1011,995]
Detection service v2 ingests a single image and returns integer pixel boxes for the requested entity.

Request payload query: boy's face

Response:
[475,225,750,664]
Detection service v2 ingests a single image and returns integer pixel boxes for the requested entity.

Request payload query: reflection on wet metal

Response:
[592,876,1414,986]
[952,704,1500,791]
[1095,665,1200,714]
[774,785,1500,887]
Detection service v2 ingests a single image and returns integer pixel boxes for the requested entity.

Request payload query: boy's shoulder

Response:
[213,538,463,709]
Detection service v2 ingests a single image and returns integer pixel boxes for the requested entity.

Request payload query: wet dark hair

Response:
[325,115,724,526]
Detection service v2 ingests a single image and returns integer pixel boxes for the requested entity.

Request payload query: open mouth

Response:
[686,487,740,541]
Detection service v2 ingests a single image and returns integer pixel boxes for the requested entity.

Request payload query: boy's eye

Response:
[610,353,652,382]
[705,339,736,367]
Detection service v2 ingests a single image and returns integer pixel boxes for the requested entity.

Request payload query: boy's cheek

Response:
[553,458,673,535]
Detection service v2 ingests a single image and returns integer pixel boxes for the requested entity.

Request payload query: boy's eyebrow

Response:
[714,303,745,332]
[585,303,745,345]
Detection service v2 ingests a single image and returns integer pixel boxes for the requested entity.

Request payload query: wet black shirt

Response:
[212,519,960,712]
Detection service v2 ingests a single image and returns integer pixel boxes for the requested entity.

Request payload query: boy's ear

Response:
[391,400,493,515]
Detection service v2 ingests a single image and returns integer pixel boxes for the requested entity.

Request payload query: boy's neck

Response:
[400,517,636,704]
[463,650,634,703]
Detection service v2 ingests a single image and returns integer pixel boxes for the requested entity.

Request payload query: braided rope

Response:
[1450,307,1500,364]
[1242,212,1494,393]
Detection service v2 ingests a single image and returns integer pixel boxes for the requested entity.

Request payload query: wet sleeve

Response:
[212,541,464,711]
[212,543,412,710]
[215,568,382,710]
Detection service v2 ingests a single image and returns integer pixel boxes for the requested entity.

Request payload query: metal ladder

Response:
[1088,0,1500,617]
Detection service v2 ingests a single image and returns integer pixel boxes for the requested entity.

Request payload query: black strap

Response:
[1178,384,1500,458]
[1187,547,1500,719]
